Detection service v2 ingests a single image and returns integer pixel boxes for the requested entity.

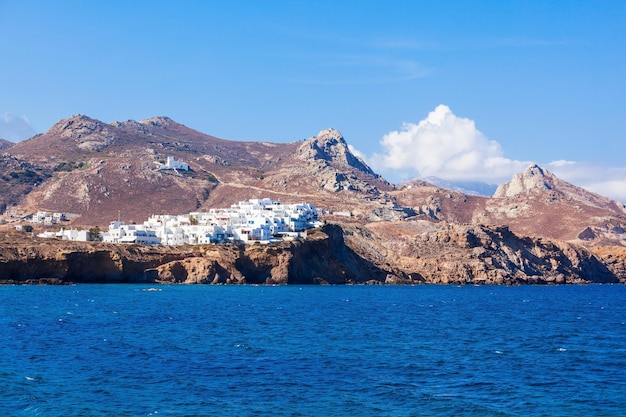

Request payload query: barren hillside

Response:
[2,115,625,251]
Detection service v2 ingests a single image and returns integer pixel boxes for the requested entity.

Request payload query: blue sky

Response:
[1,1,625,200]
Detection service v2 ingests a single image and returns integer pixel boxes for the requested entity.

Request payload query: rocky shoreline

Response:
[1,223,625,285]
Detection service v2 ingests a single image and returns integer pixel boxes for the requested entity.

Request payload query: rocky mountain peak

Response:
[297,128,377,176]
[493,163,555,198]
[492,163,626,217]
[44,115,116,152]
[316,128,344,145]
[139,116,175,128]
[50,114,100,131]
[110,116,176,132]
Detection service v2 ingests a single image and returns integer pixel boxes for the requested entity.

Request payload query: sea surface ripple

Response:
[1,284,625,416]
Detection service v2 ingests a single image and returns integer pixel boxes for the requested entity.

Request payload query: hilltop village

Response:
[36,198,322,245]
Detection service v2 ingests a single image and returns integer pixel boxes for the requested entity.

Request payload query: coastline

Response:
[2,223,625,285]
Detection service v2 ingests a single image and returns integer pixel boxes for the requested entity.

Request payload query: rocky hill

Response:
[5,115,393,225]
[489,164,626,243]
[0,154,50,213]
[391,164,626,245]
[0,138,13,151]
[3,115,626,244]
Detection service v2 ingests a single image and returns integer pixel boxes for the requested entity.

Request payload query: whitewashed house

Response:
[59,229,89,241]
[37,228,91,242]
[102,221,160,244]
[158,156,189,171]
[52,212,67,222]
[154,226,187,246]
[31,211,52,224]
[197,224,228,244]
[30,211,67,225]
[103,198,321,246]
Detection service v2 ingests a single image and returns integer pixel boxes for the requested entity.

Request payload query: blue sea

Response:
[1,284,625,416]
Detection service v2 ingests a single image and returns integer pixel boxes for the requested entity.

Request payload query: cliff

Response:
[353,221,623,285]
[1,223,624,285]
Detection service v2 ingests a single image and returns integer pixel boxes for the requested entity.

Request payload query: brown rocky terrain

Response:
[391,164,626,245]
[1,114,626,285]
[0,138,13,151]
[1,224,624,285]
[0,225,391,285]
[0,154,50,213]
[348,220,623,284]
[5,115,394,225]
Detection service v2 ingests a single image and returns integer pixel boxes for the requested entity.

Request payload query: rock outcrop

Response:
[297,128,377,176]
[405,224,617,284]
[494,164,553,198]
[494,163,626,214]
[589,246,626,280]
[289,128,389,195]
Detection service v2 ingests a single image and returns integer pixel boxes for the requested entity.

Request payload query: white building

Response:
[37,229,90,242]
[158,156,189,171]
[101,198,321,246]
[102,221,160,244]
[31,211,67,225]
[59,229,90,241]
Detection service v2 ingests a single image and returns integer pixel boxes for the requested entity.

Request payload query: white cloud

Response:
[548,162,626,203]
[347,144,366,161]
[0,113,37,142]
[368,104,528,183]
[364,105,626,203]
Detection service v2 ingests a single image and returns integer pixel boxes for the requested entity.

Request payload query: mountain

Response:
[390,164,626,245]
[0,138,14,151]
[5,115,393,225]
[489,163,626,243]
[3,115,626,248]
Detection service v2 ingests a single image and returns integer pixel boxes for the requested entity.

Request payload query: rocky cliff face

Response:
[296,128,377,177]
[0,225,392,285]
[357,221,621,284]
[1,223,624,285]
[494,164,553,198]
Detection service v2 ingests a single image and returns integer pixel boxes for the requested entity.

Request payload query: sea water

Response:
[0,284,625,416]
